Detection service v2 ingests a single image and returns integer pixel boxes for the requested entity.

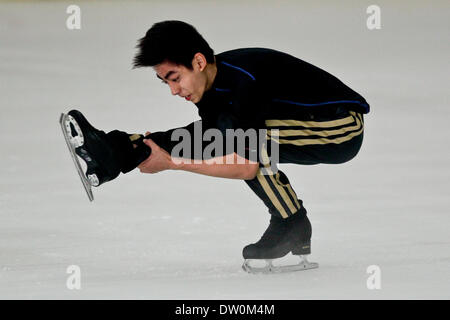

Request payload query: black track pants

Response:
[245,109,364,218]
[146,108,364,219]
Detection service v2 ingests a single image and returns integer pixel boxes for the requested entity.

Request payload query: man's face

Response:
[153,58,208,104]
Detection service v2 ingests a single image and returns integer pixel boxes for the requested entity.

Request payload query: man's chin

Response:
[193,93,205,103]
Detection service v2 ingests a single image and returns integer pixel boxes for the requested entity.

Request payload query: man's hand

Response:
[137,132,175,174]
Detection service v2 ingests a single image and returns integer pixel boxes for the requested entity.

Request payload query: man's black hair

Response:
[133,20,215,69]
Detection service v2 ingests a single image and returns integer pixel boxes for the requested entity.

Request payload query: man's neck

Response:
[204,59,218,92]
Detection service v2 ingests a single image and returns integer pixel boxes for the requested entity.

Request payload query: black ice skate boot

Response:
[60,110,151,200]
[242,209,318,274]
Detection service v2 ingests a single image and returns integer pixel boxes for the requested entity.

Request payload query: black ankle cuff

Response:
[270,205,307,222]
[107,130,151,174]
[287,206,307,220]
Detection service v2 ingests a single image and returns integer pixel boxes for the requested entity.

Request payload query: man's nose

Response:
[169,83,180,96]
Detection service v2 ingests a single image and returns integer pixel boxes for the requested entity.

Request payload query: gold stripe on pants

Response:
[246,111,364,218]
[247,144,302,219]
[266,111,363,146]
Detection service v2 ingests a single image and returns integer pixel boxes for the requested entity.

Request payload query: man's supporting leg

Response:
[242,167,313,261]
[245,168,305,219]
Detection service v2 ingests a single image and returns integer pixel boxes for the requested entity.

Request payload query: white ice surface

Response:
[0,0,449,299]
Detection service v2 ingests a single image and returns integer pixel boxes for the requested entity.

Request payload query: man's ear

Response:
[192,53,207,71]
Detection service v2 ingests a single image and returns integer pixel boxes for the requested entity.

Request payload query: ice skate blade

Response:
[60,112,94,202]
[242,255,318,274]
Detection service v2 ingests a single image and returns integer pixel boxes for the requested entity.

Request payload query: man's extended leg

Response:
[64,110,151,186]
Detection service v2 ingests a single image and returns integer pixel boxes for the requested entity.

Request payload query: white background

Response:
[0,0,449,299]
